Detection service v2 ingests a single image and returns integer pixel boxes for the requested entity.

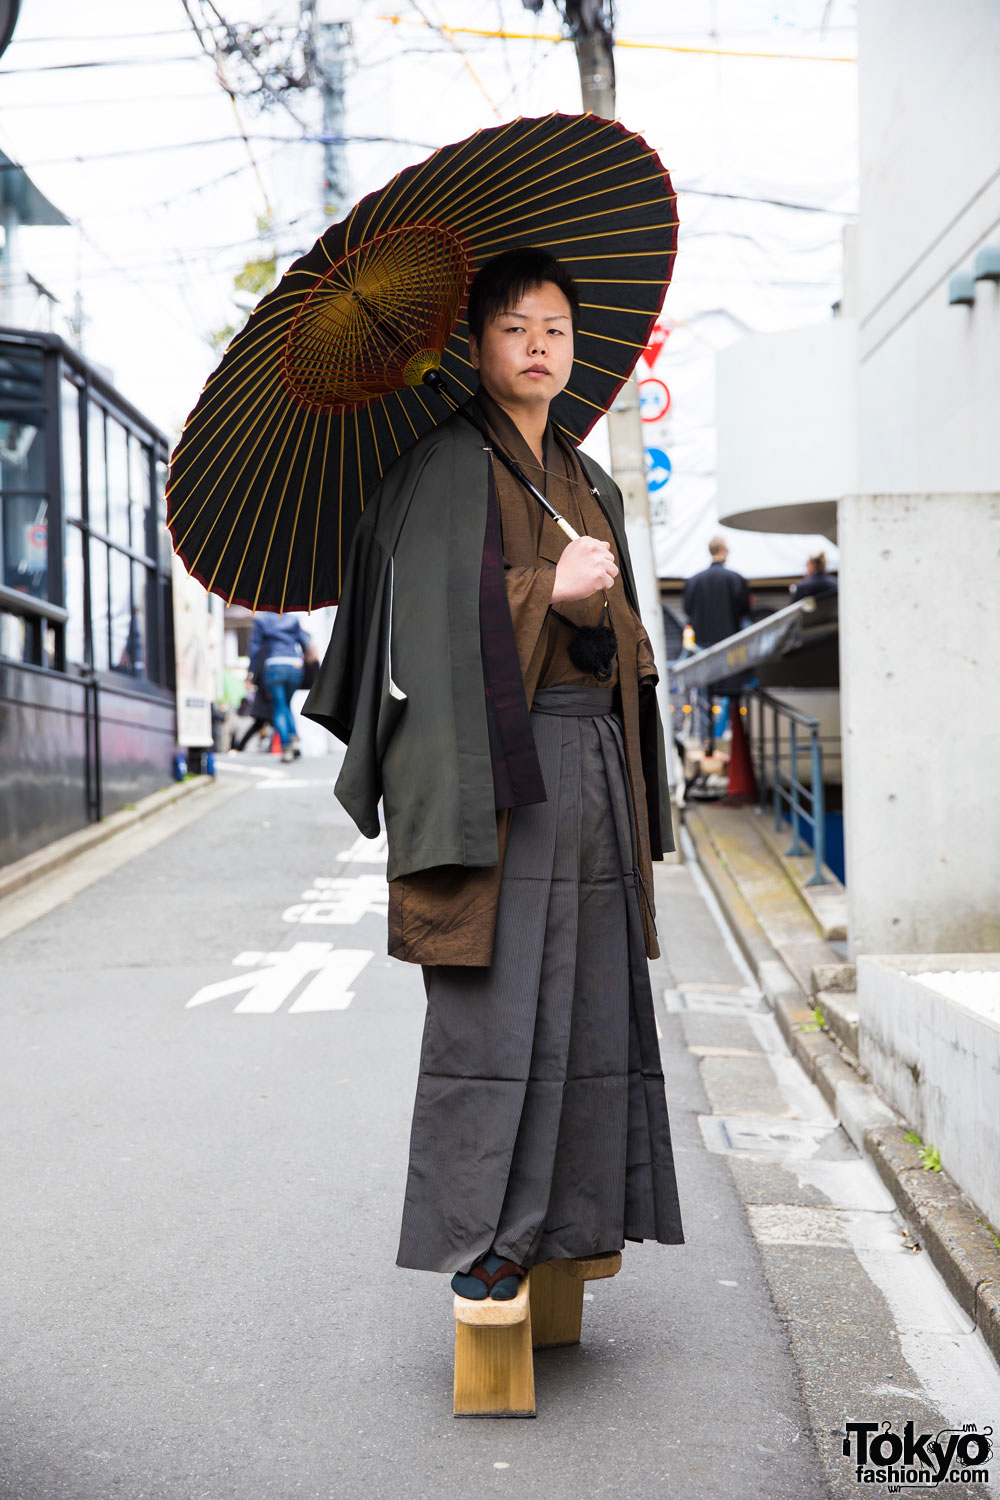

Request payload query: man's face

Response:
[469,281,574,410]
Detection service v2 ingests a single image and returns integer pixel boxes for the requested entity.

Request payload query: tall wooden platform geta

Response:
[529,1251,622,1349]
[453,1277,536,1417]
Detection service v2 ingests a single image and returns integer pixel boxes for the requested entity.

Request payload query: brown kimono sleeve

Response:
[504,562,557,693]
[635,614,660,693]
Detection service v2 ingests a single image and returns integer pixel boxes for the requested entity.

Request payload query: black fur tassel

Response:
[554,601,618,683]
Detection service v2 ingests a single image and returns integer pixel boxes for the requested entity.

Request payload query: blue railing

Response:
[750,688,828,887]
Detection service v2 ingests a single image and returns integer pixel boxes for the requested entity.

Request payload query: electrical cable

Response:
[179,0,273,216]
[185,0,308,130]
[378,13,856,63]
[677,185,855,215]
[0,56,204,75]
[8,26,293,45]
[407,0,504,120]
[0,135,303,170]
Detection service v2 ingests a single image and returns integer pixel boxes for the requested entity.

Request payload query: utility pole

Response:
[557,0,678,803]
[307,1,353,219]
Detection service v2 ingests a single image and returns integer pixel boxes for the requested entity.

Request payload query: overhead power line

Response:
[10,28,216,44]
[378,13,856,63]
[0,56,203,74]
[180,0,277,216]
[0,131,438,173]
[406,0,503,120]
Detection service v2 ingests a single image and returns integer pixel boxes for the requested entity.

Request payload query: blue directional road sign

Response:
[645,447,673,491]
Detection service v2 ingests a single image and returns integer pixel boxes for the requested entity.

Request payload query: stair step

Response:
[686,803,843,997]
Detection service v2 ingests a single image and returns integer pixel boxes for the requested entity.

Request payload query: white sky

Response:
[3,0,858,578]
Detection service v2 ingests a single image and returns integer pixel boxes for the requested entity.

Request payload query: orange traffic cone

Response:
[270,729,282,755]
[722,705,757,804]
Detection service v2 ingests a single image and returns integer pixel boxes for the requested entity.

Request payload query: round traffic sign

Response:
[639,377,671,422]
[645,447,672,491]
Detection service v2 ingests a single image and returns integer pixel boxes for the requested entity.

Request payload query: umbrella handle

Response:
[547,514,613,611]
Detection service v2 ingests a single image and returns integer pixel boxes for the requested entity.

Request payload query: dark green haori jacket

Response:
[302,399,674,882]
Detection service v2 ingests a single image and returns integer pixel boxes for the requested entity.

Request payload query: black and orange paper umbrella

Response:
[166,111,677,612]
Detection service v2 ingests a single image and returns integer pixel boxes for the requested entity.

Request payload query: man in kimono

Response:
[304,247,684,1302]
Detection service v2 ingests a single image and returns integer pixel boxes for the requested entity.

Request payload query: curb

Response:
[0,776,218,903]
[682,806,1000,1371]
[864,1124,1000,1364]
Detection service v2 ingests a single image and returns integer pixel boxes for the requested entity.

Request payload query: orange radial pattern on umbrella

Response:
[280,220,470,414]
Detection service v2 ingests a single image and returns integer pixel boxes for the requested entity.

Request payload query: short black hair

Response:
[466,247,580,343]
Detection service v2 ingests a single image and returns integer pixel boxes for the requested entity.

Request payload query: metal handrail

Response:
[754,686,821,732]
[751,687,829,887]
[668,594,817,689]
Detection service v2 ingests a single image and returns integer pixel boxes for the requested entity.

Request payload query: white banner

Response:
[171,555,214,748]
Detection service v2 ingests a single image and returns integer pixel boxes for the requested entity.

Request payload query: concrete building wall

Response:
[856,0,1000,493]
[716,321,856,540]
[841,0,1000,953]
[839,493,1000,954]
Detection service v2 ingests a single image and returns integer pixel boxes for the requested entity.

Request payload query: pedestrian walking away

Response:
[231,680,273,753]
[682,537,753,748]
[304,247,684,1307]
[248,612,314,761]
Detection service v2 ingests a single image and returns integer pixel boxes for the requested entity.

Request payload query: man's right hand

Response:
[551,536,619,603]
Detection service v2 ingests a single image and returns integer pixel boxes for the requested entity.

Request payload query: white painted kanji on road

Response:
[335,831,388,865]
[185,943,372,1013]
[282,875,388,926]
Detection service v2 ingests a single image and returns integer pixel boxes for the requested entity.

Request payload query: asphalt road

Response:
[1,754,996,1500]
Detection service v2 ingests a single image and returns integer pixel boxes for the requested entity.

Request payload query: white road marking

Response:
[216,760,287,779]
[283,875,388,925]
[288,949,373,1012]
[662,988,767,1015]
[840,1208,1000,1481]
[790,1158,896,1212]
[255,779,342,789]
[335,831,389,865]
[185,942,373,1012]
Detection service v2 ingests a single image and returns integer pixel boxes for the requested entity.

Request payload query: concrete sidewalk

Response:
[0,758,997,1499]
[685,797,1000,1376]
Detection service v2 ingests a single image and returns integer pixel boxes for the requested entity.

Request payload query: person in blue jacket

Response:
[248,612,312,761]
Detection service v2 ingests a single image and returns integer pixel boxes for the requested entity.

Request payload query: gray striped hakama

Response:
[395,685,684,1275]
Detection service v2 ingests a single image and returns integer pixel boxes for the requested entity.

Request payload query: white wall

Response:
[856,0,1000,493]
[839,0,1000,955]
[716,320,857,539]
[839,493,1000,955]
[858,955,1000,1231]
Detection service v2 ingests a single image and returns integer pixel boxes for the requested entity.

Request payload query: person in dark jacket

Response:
[790,550,838,602]
[248,612,312,761]
[682,537,752,749]
[682,536,750,647]
[232,680,272,752]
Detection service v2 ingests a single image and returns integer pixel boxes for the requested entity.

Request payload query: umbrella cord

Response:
[422,369,579,541]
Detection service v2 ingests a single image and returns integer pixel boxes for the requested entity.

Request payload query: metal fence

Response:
[749,687,829,886]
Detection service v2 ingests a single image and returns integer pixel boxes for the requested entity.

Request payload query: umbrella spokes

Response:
[166,113,676,612]
[280,221,471,415]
